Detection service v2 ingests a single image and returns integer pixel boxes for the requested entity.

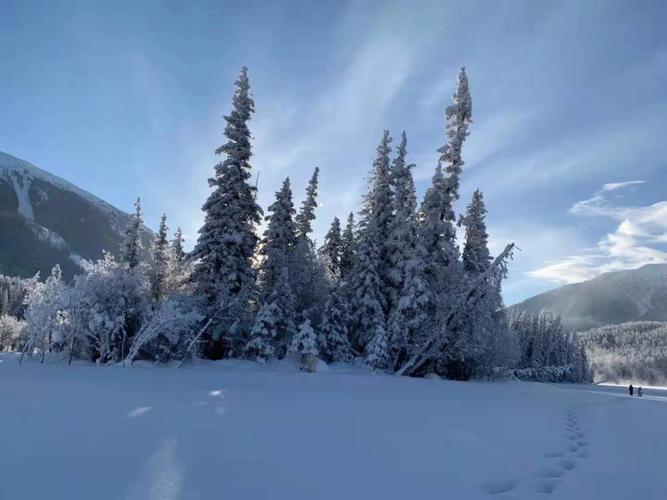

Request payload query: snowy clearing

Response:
[1,354,665,500]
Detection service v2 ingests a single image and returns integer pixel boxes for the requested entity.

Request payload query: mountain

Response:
[511,264,667,331]
[0,151,151,280]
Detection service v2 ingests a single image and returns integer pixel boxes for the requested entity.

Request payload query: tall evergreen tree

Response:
[258,178,297,300]
[418,164,460,298]
[122,197,143,269]
[461,190,490,275]
[172,227,185,264]
[150,213,170,302]
[417,68,472,309]
[246,266,296,361]
[413,69,472,377]
[319,288,353,362]
[349,229,386,351]
[439,67,472,207]
[360,131,393,275]
[386,131,418,308]
[291,167,326,320]
[339,212,357,282]
[191,67,262,356]
[295,167,319,240]
[456,190,507,373]
[319,217,343,280]
[386,243,431,370]
[349,132,394,351]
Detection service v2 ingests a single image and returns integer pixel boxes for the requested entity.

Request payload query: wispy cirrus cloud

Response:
[530,181,667,284]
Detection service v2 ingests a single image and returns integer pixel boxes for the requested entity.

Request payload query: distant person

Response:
[638,387,643,398]
[629,384,634,396]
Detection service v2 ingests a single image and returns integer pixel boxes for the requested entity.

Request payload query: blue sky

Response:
[2,0,667,304]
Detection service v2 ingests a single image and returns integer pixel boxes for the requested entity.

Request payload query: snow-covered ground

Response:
[1,354,665,500]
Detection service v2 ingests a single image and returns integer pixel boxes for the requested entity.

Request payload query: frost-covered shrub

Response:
[68,253,148,363]
[125,294,203,364]
[22,265,68,360]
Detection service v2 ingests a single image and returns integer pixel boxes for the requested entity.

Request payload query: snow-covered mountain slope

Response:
[512,264,667,331]
[2,355,667,500]
[0,151,151,279]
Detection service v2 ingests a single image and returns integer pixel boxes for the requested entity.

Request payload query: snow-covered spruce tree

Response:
[290,247,328,325]
[348,133,396,353]
[172,226,186,265]
[150,213,170,303]
[412,70,472,377]
[386,132,418,295]
[319,216,343,281]
[386,244,431,370]
[245,266,297,361]
[191,66,262,358]
[418,164,460,300]
[454,189,510,375]
[245,301,279,362]
[122,197,144,269]
[361,131,394,301]
[348,227,387,353]
[439,66,472,206]
[339,212,357,282]
[289,319,319,372]
[290,167,328,322]
[383,132,431,368]
[295,167,320,240]
[258,177,298,300]
[418,68,472,298]
[461,191,491,275]
[319,287,353,363]
[365,321,390,370]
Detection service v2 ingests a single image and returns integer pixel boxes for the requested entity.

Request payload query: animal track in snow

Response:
[482,478,519,494]
[537,465,565,479]
[559,459,576,470]
[534,479,560,494]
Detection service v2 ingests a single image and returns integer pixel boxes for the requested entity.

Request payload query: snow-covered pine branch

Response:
[125,295,203,365]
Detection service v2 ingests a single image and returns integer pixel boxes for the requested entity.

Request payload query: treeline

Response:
[579,321,667,384]
[0,67,590,382]
[508,311,592,383]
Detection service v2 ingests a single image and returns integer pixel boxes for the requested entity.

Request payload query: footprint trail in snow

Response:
[482,400,589,496]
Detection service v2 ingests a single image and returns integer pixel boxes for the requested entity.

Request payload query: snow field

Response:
[1,354,666,499]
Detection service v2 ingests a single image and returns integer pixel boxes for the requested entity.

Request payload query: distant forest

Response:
[579,321,667,385]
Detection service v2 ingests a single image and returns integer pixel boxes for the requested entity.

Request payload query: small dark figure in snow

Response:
[629,384,634,396]
[638,387,643,398]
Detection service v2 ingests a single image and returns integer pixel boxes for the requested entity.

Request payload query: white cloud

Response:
[530,182,667,284]
[601,180,646,192]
